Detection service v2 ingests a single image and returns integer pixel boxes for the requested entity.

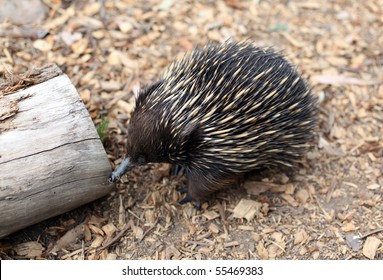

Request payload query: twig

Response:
[0,64,62,94]
[0,27,49,40]
[182,240,210,247]
[96,223,131,253]
[128,209,144,222]
[326,177,337,203]
[81,241,85,260]
[359,228,383,239]
[138,219,159,242]
[313,195,332,221]
[267,240,286,252]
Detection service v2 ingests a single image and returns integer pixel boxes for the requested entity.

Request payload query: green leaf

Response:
[97,117,109,143]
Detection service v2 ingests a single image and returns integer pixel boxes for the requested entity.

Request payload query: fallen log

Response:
[0,65,113,238]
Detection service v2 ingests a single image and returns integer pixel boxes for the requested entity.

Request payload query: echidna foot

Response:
[179,195,201,209]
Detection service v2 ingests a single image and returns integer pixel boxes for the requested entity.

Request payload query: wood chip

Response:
[313,74,379,86]
[102,223,117,237]
[2,0,382,261]
[132,225,144,240]
[294,229,309,245]
[196,232,211,241]
[341,222,356,232]
[90,235,104,248]
[366,184,380,190]
[208,223,220,233]
[100,81,122,91]
[233,199,262,221]
[165,245,181,259]
[32,39,53,52]
[89,225,105,236]
[362,236,381,260]
[106,253,118,260]
[238,225,254,231]
[244,180,272,195]
[295,188,309,204]
[281,194,298,207]
[202,210,220,220]
[224,241,240,248]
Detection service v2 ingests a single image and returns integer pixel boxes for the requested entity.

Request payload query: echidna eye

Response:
[137,155,146,165]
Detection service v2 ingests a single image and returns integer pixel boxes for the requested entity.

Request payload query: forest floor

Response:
[0,0,382,259]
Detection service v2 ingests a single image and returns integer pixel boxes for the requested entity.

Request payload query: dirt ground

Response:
[0,0,382,260]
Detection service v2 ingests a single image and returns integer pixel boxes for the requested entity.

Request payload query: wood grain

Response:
[0,71,113,238]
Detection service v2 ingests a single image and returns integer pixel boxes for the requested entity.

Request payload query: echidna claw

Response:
[179,195,201,209]
[176,185,188,194]
[179,195,192,204]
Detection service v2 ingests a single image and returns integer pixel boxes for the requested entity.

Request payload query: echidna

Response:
[110,41,317,203]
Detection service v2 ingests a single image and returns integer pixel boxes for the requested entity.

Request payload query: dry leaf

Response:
[256,242,268,260]
[50,223,86,254]
[14,242,44,258]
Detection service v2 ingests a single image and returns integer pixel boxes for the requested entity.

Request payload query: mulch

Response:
[0,0,382,259]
